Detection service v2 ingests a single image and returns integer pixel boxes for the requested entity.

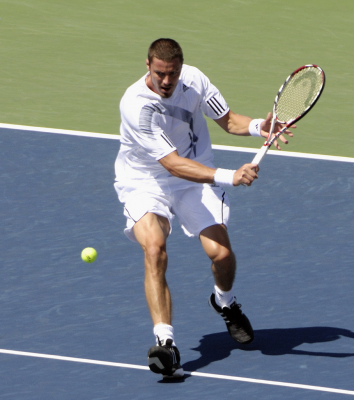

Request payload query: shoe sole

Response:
[148,346,173,374]
[163,367,185,379]
[147,346,185,379]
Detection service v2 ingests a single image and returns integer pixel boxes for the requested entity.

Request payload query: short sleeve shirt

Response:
[115,64,229,188]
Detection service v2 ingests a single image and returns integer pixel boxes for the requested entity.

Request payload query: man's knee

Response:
[200,224,235,266]
[134,216,169,278]
[143,241,167,264]
[210,245,235,267]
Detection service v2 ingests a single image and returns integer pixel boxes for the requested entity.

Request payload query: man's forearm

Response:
[215,110,252,136]
[159,151,215,183]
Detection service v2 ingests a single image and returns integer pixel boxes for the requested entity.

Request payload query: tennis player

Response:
[114,38,292,379]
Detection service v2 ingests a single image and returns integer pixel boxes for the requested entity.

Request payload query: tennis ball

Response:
[81,247,97,263]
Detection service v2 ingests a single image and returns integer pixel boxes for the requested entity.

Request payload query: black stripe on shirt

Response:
[207,96,225,116]
[161,133,175,148]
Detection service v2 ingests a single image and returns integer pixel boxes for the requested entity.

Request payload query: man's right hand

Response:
[233,164,259,186]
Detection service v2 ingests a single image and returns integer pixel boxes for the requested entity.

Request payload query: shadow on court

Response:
[183,327,354,373]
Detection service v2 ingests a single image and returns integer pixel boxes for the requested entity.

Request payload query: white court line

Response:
[0,123,119,140]
[0,349,353,396]
[1,122,353,163]
[211,144,354,163]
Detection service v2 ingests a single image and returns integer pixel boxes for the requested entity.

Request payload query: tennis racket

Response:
[252,64,326,165]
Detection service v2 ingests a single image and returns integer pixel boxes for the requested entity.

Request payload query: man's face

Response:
[146,57,182,98]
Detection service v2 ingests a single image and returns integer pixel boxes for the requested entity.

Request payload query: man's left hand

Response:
[260,112,295,150]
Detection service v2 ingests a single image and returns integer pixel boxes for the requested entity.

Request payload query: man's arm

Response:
[158,150,258,187]
[215,110,295,150]
[214,110,253,136]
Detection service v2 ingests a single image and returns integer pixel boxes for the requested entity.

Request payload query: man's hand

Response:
[260,112,295,150]
[233,163,259,186]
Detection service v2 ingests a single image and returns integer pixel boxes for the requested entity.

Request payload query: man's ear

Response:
[146,59,150,71]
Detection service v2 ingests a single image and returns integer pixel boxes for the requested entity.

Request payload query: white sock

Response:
[153,323,176,346]
[214,285,235,308]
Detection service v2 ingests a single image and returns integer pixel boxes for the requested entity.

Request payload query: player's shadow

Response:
[182,327,354,373]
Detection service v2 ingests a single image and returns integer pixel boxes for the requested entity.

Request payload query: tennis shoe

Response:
[209,293,254,344]
[147,338,184,379]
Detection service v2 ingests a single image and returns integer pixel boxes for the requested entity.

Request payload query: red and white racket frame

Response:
[252,64,325,165]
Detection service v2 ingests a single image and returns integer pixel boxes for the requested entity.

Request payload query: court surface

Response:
[1,126,354,399]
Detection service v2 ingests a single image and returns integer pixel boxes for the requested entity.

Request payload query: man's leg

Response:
[200,224,254,344]
[133,212,171,325]
[133,212,184,378]
[199,224,236,292]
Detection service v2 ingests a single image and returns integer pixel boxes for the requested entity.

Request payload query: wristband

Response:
[248,118,265,137]
[213,168,236,187]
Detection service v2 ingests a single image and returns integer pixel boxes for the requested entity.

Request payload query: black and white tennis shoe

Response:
[209,293,254,344]
[147,338,184,379]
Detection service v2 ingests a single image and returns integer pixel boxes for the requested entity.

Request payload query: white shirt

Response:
[115,64,229,192]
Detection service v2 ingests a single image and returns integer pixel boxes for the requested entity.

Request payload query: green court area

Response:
[1,0,353,157]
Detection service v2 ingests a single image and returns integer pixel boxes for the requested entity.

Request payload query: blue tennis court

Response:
[1,126,353,399]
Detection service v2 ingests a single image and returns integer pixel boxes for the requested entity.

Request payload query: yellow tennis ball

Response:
[81,247,97,263]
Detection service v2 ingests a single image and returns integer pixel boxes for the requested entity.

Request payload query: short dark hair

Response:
[148,38,184,64]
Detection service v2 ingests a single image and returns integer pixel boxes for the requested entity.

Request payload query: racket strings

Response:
[276,67,323,123]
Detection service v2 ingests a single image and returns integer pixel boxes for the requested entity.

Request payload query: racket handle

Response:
[251,144,269,165]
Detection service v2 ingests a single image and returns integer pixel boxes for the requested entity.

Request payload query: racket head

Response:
[273,64,325,126]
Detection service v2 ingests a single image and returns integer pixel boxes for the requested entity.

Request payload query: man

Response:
[114,38,293,379]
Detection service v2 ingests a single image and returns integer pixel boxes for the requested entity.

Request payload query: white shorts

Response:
[115,183,230,242]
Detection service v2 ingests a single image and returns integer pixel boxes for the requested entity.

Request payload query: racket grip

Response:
[251,144,269,165]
